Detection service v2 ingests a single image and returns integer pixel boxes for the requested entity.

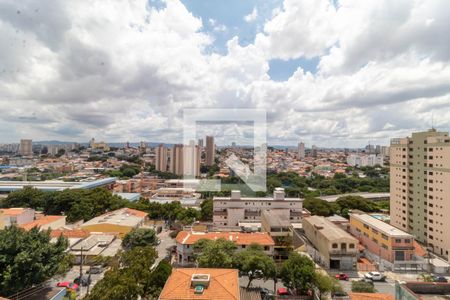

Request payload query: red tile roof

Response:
[349,293,394,300]
[159,268,239,300]
[50,229,90,239]
[413,240,426,257]
[1,208,31,216]
[20,216,65,231]
[175,231,275,246]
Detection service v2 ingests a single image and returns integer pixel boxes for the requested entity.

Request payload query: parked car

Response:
[359,278,374,285]
[56,282,79,291]
[74,275,91,286]
[335,273,349,281]
[260,288,274,299]
[277,288,290,296]
[364,271,385,281]
[432,276,448,283]
[87,266,103,274]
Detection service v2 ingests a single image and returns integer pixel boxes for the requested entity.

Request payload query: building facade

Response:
[205,136,215,166]
[298,142,305,159]
[155,144,168,172]
[213,188,303,228]
[390,129,450,260]
[303,216,358,270]
[19,139,32,156]
[350,212,415,266]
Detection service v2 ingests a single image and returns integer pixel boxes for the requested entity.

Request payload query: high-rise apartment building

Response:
[298,142,305,159]
[198,138,203,148]
[205,135,215,166]
[390,129,450,260]
[168,144,201,177]
[19,139,32,156]
[155,144,168,172]
[311,145,318,158]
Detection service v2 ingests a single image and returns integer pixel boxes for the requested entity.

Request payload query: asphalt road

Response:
[154,229,176,267]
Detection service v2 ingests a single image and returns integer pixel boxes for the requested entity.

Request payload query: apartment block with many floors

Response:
[390,129,450,261]
[213,188,303,228]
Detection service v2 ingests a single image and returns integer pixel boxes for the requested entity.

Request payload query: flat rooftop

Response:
[350,212,412,238]
[81,208,147,228]
[304,215,358,241]
[0,177,116,192]
[318,192,390,202]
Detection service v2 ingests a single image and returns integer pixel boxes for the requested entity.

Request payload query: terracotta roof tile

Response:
[175,231,275,246]
[124,208,148,218]
[348,293,394,300]
[20,216,65,231]
[50,229,90,238]
[413,240,426,257]
[159,268,239,300]
[1,208,30,216]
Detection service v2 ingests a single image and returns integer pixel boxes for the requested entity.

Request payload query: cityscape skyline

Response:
[1,0,450,147]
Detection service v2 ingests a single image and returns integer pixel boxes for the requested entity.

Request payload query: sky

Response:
[1,0,450,147]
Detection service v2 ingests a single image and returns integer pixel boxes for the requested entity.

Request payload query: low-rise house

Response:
[159,268,240,300]
[349,211,415,270]
[69,234,121,264]
[80,208,148,238]
[175,231,274,266]
[0,208,35,227]
[303,216,358,270]
[20,215,66,231]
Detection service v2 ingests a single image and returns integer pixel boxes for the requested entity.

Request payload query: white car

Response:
[364,271,385,281]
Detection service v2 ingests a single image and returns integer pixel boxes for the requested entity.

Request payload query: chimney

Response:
[273,187,285,200]
[191,274,210,294]
[231,190,241,200]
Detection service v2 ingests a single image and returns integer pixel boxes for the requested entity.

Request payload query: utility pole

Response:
[80,246,83,279]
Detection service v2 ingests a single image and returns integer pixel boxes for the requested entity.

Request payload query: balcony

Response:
[244,210,260,217]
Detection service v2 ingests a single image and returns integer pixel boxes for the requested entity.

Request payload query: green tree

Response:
[194,238,237,268]
[0,226,69,297]
[314,272,343,299]
[87,246,159,300]
[351,281,376,293]
[200,199,213,221]
[122,228,159,250]
[280,252,315,295]
[146,260,172,298]
[303,198,336,216]
[233,244,276,288]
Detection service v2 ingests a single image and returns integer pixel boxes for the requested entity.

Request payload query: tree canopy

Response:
[280,252,316,295]
[86,246,171,300]
[122,228,159,250]
[0,226,69,297]
[233,244,276,288]
[194,238,237,268]
[0,187,129,222]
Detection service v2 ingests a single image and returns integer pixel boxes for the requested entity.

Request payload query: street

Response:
[154,229,176,267]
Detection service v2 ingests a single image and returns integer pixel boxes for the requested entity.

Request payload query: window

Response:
[363,224,369,229]
[349,244,355,249]
[332,243,338,248]
[381,234,388,240]
[395,239,402,243]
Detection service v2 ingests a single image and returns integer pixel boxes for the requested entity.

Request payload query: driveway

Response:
[153,229,176,267]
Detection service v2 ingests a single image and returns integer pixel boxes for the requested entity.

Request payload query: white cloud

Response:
[244,7,258,23]
[1,0,450,147]
[255,0,338,60]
